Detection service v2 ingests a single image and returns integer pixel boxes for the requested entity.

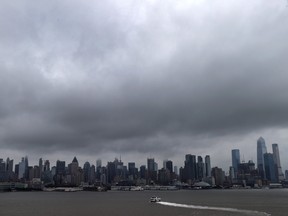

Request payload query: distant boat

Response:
[130,186,144,191]
[150,196,161,202]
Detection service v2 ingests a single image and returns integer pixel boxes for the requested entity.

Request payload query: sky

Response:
[1,0,288,172]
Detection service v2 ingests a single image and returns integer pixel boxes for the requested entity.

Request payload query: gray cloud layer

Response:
[1,0,288,168]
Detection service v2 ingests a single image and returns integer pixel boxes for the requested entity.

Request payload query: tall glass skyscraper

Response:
[231,149,240,178]
[205,155,211,177]
[272,143,285,181]
[147,158,155,172]
[184,154,197,181]
[264,153,277,182]
[257,137,267,179]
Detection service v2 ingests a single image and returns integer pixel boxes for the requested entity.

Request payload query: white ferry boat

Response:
[150,196,161,202]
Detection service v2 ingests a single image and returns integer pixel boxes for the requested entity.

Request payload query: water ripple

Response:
[157,201,271,216]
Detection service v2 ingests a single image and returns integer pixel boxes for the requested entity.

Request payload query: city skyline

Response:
[0,137,286,174]
[1,136,287,191]
[1,137,287,188]
[1,1,288,174]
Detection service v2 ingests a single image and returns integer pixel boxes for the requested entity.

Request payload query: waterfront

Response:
[1,189,288,216]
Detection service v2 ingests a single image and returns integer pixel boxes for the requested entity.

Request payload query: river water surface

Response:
[1,189,288,216]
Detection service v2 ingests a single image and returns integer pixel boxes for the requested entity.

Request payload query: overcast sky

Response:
[1,0,288,172]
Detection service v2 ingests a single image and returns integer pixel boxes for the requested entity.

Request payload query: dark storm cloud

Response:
[1,0,288,161]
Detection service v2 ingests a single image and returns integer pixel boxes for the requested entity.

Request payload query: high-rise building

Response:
[231,149,240,178]
[158,168,171,185]
[272,144,285,181]
[107,161,116,184]
[18,157,26,180]
[174,166,178,175]
[229,166,235,180]
[128,162,135,173]
[114,158,125,181]
[69,157,79,174]
[55,160,66,186]
[67,157,80,186]
[147,158,157,182]
[56,160,66,175]
[14,164,19,178]
[0,160,6,181]
[33,165,40,178]
[139,165,146,179]
[197,156,205,180]
[6,158,13,172]
[24,156,29,180]
[42,160,52,184]
[51,166,56,176]
[128,162,137,179]
[205,155,211,177]
[211,167,224,186]
[264,153,277,183]
[154,162,158,172]
[184,154,197,182]
[39,158,43,178]
[83,162,91,183]
[89,165,96,184]
[96,159,102,168]
[100,166,107,184]
[44,160,50,171]
[165,160,173,173]
[147,158,155,172]
[5,158,14,181]
[257,137,267,179]
[163,160,168,170]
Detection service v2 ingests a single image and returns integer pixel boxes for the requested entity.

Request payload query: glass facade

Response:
[257,137,267,179]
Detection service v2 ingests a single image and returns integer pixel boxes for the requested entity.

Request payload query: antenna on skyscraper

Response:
[242,154,245,163]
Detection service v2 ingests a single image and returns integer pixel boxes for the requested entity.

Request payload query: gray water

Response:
[1,189,288,216]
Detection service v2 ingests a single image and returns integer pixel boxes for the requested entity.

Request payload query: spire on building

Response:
[72,156,78,163]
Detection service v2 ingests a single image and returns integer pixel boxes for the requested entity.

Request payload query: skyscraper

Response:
[69,157,79,174]
[128,162,137,179]
[96,159,102,168]
[163,160,168,170]
[56,160,65,175]
[6,158,14,181]
[139,165,146,179]
[68,157,80,186]
[107,161,116,183]
[147,158,157,182]
[264,153,277,183]
[174,166,178,175]
[18,157,26,180]
[147,158,155,172]
[38,158,43,179]
[257,137,267,179]
[83,162,91,183]
[6,158,13,172]
[24,156,29,180]
[165,160,173,173]
[205,155,211,177]
[184,154,197,182]
[44,160,50,171]
[272,144,285,181]
[89,165,96,184]
[231,149,240,178]
[197,156,205,180]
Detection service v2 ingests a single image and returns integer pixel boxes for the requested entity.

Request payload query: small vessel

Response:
[150,196,161,202]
